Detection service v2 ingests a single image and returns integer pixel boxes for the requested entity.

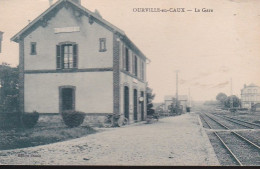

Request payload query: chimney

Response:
[0,31,3,53]
[71,0,81,5]
[49,0,53,6]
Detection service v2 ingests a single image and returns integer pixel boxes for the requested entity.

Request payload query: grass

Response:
[0,115,97,150]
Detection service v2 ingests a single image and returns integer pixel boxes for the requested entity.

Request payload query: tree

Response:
[224,95,241,108]
[216,92,227,105]
[0,62,19,113]
[146,87,155,115]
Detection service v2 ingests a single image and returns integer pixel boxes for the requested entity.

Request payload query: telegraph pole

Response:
[189,88,191,107]
[175,70,179,113]
[230,78,233,109]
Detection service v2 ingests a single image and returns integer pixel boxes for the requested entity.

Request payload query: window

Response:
[141,61,144,80]
[125,48,129,72]
[134,55,138,76]
[30,42,37,55]
[56,42,78,69]
[99,38,106,52]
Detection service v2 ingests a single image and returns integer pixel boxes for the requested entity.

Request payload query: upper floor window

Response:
[134,55,138,76]
[99,38,107,52]
[124,48,129,72]
[141,61,144,80]
[30,42,37,55]
[56,42,78,69]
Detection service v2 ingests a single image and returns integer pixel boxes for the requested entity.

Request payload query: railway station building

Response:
[11,0,149,123]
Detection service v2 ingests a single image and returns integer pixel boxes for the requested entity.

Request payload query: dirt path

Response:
[0,113,219,166]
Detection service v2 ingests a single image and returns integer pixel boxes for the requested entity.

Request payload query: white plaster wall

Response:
[24,72,113,114]
[24,6,113,70]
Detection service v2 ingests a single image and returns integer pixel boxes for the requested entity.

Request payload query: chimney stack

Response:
[71,0,81,5]
[49,0,53,6]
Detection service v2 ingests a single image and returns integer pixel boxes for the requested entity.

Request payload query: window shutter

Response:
[56,45,61,69]
[122,45,125,69]
[132,54,135,74]
[73,44,78,68]
[125,48,129,72]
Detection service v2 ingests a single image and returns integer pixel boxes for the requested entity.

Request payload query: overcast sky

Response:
[0,0,260,102]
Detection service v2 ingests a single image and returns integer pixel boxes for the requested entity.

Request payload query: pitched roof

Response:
[164,95,188,101]
[164,95,174,101]
[178,95,188,101]
[248,83,258,87]
[11,0,148,60]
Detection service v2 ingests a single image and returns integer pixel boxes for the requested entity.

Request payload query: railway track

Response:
[205,113,254,129]
[211,113,260,129]
[201,113,260,166]
[200,114,226,130]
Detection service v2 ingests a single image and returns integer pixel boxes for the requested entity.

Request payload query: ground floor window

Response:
[59,86,76,112]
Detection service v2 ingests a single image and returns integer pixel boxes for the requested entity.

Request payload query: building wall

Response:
[23,6,113,71]
[179,100,187,112]
[24,72,113,114]
[18,2,149,123]
[241,86,260,109]
[119,41,147,122]
[119,72,147,122]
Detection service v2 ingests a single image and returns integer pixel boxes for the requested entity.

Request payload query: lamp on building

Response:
[139,97,144,103]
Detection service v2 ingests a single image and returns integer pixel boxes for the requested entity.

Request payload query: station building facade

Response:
[11,0,149,123]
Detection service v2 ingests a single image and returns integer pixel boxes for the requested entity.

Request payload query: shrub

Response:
[21,111,39,128]
[61,110,85,128]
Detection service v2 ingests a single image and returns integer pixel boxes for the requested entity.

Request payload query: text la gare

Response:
[195,8,213,12]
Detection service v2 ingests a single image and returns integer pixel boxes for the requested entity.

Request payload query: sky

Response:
[0,0,260,102]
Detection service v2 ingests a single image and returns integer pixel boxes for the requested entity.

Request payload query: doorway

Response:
[140,91,144,121]
[124,86,129,119]
[134,89,138,121]
[60,87,75,112]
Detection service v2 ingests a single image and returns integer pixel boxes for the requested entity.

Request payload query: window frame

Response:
[56,42,78,70]
[125,47,129,72]
[30,42,37,55]
[99,38,107,52]
[134,55,138,77]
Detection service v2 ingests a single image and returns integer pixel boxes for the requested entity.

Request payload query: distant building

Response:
[178,95,188,112]
[0,31,3,53]
[163,95,188,113]
[241,83,260,109]
[164,95,173,113]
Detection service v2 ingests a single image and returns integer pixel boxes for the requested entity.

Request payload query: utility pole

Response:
[175,70,179,113]
[189,88,191,107]
[230,78,233,109]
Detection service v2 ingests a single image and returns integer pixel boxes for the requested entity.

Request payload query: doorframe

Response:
[133,88,138,121]
[59,85,76,113]
[140,91,144,121]
[124,85,130,119]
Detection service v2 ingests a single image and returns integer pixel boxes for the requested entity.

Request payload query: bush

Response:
[61,110,85,128]
[21,111,39,128]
